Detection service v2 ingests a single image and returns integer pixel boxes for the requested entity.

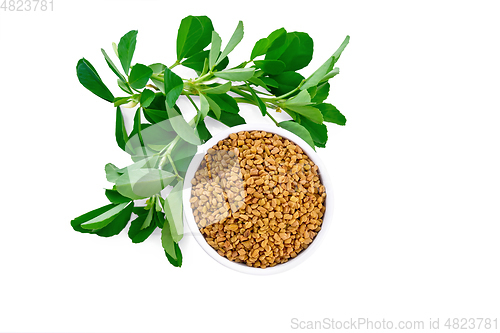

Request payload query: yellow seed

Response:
[226,224,238,231]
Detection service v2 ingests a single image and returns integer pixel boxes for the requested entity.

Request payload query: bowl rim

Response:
[182,123,334,275]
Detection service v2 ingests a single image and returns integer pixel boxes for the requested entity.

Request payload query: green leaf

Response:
[311,82,330,103]
[331,35,350,64]
[266,28,287,52]
[105,189,132,204]
[177,16,214,60]
[71,203,117,234]
[209,110,245,127]
[285,89,311,106]
[196,118,212,142]
[101,48,127,84]
[320,67,340,84]
[161,215,178,262]
[279,121,315,150]
[216,20,244,66]
[115,107,130,152]
[199,93,210,119]
[112,42,119,57]
[250,38,268,60]
[95,202,134,237]
[117,79,133,94]
[80,203,128,230]
[301,35,348,90]
[316,103,346,125]
[200,58,209,76]
[246,83,267,116]
[181,50,229,74]
[147,93,167,110]
[205,95,221,119]
[149,63,166,74]
[143,108,174,132]
[164,67,184,109]
[128,210,157,243]
[163,180,184,242]
[181,51,208,73]
[165,242,183,267]
[129,64,153,90]
[253,60,285,75]
[250,27,286,60]
[131,108,146,156]
[301,61,331,91]
[115,168,176,199]
[300,116,328,148]
[209,31,222,69]
[132,168,177,198]
[248,77,271,91]
[141,123,177,149]
[105,163,122,183]
[207,93,239,114]
[155,199,164,216]
[201,82,231,94]
[266,32,313,71]
[166,105,201,145]
[260,77,279,88]
[76,58,114,103]
[140,89,155,108]
[187,16,214,58]
[214,68,255,81]
[284,105,323,124]
[141,207,154,230]
[117,30,138,75]
[268,71,304,96]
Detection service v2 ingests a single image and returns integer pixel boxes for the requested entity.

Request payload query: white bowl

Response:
[182,124,334,275]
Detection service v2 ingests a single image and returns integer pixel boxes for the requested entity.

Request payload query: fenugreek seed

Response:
[226,224,238,231]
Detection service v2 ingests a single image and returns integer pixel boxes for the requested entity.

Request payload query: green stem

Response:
[167,154,182,180]
[265,110,279,126]
[273,81,305,100]
[169,60,180,69]
[193,71,214,83]
[230,86,254,101]
[233,97,256,104]
[151,73,164,82]
[186,94,200,113]
[233,85,276,102]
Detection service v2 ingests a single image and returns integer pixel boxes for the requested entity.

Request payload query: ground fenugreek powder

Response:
[189,130,326,268]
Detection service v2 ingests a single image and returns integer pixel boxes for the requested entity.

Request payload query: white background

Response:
[1,1,499,332]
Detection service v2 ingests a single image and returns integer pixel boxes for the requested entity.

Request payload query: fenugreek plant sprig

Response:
[72,15,349,267]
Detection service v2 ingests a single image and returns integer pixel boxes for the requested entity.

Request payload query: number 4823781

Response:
[1,0,53,11]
